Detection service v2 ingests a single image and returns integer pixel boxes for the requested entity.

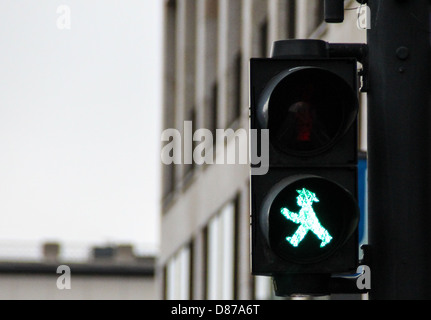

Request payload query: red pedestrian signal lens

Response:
[268,68,358,156]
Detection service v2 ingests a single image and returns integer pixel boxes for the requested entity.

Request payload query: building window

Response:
[234,52,242,121]
[202,226,209,299]
[183,0,197,125]
[209,82,218,145]
[161,0,178,200]
[232,196,240,299]
[184,108,197,178]
[286,0,296,39]
[207,202,235,300]
[203,0,219,146]
[227,51,242,126]
[225,0,242,127]
[312,0,325,32]
[259,19,269,57]
[188,240,195,299]
[161,140,176,201]
[166,245,192,300]
[303,0,325,37]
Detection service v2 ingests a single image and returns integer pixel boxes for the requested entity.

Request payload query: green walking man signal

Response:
[281,188,333,248]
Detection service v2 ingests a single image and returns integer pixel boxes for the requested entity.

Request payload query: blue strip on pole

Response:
[358,157,367,245]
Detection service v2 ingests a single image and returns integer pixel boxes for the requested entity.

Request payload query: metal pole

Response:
[367,0,431,299]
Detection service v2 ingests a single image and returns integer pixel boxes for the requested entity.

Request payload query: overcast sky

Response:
[0,1,162,257]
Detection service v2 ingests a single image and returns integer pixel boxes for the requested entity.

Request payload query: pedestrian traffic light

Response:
[250,40,361,295]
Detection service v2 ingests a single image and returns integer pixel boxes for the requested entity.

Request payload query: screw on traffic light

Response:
[250,39,365,296]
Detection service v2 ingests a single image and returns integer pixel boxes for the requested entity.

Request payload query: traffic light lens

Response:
[266,176,359,264]
[268,68,357,156]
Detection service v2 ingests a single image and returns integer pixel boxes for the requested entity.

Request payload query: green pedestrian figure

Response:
[281,188,332,248]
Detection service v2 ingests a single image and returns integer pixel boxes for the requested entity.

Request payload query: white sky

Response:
[0,1,162,257]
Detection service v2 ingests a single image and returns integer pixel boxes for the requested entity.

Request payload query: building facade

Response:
[158,0,367,300]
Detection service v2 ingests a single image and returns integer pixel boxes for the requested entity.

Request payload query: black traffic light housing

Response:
[250,40,364,295]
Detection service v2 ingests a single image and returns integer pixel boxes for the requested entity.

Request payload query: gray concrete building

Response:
[159,0,367,300]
